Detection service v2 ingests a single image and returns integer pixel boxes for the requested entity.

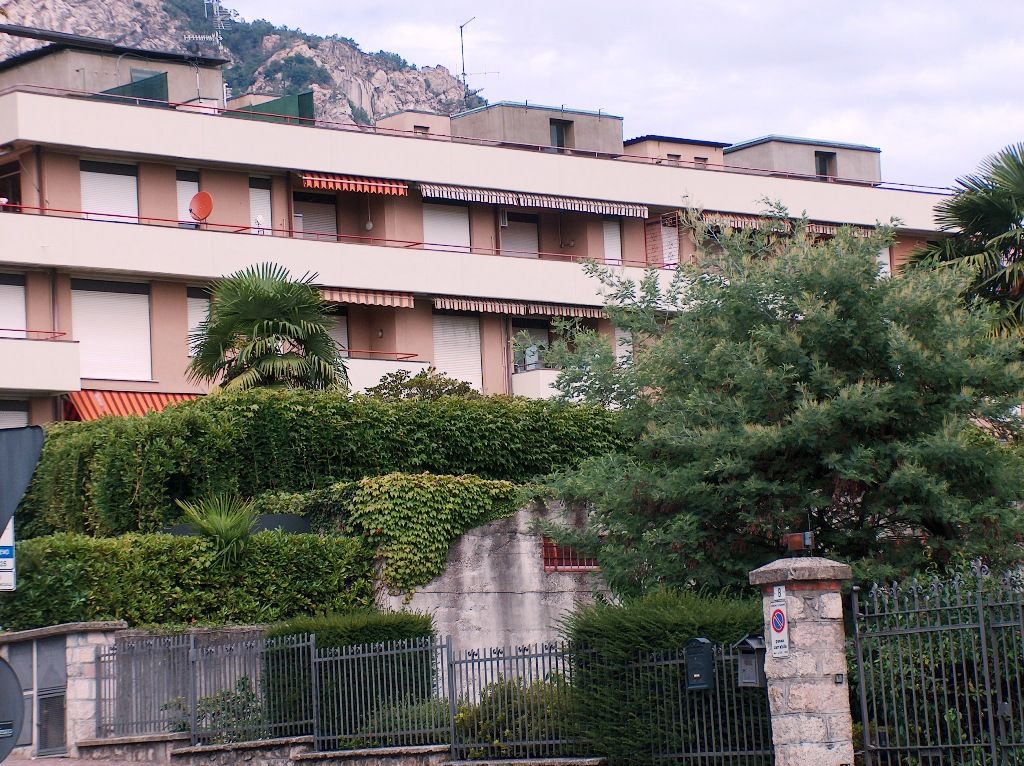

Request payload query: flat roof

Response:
[725,134,882,154]
[453,101,623,121]
[624,134,731,149]
[0,23,228,72]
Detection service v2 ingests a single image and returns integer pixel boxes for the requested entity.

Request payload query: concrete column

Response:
[749,557,854,766]
[65,626,124,756]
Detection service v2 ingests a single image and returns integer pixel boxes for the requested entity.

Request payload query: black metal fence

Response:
[97,633,773,763]
[852,566,1024,766]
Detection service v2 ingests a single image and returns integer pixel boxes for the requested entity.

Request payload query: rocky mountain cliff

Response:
[0,0,483,124]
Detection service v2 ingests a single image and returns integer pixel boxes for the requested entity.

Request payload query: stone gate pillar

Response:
[749,557,854,766]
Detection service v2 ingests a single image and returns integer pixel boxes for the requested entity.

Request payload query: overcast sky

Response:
[229,0,1020,188]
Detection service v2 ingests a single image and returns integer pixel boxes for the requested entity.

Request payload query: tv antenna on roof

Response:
[459,16,475,89]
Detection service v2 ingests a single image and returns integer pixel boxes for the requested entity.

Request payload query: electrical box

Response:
[684,637,715,691]
[733,633,767,688]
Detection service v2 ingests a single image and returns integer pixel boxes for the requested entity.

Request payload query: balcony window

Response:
[0,273,26,339]
[513,319,551,372]
[176,170,200,229]
[293,192,338,241]
[79,160,139,223]
[549,119,573,150]
[423,202,471,252]
[249,177,272,234]
[71,279,151,381]
[0,401,29,429]
[186,287,210,357]
[815,151,837,181]
[432,313,483,391]
[501,213,540,257]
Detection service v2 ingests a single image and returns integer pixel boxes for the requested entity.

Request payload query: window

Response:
[328,309,349,357]
[249,177,272,234]
[130,68,163,83]
[694,156,708,169]
[432,313,483,391]
[0,273,26,338]
[603,219,623,266]
[71,279,151,380]
[176,170,199,229]
[512,319,551,372]
[79,160,139,222]
[501,213,540,257]
[292,192,337,241]
[422,202,471,251]
[877,247,892,277]
[186,287,209,357]
[614,327,633,364]
[542,537,598,572]
[666,153,682,166]
[413,125,430,135]
[549,119,573,149]
[815,151,837,180]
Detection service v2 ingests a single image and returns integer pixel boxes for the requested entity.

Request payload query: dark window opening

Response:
[694,156,708,169]
[413,125,430,135]
[815,151,837,180]
[549,119,573,149]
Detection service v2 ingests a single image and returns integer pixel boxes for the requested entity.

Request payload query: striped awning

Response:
[320,287,415,309]
[419,183,648,218]
[65,390,198,421]
[702,211,872,238]
[433,296,605,319]
[302,173,408,196]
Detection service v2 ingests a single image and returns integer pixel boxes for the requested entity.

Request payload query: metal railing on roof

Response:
[0,83,954,195]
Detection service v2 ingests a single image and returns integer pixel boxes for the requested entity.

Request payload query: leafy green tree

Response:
[363,367,481,401]
[544,215,1024,593]
[911,143,1024,332]
[188,262,347,391]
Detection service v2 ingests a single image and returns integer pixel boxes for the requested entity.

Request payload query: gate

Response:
[852,566,1024,765]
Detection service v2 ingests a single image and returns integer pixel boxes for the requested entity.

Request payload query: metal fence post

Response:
[976,578,998,765]
[851,586,872,766]
[187,633,197,746]
[309,634,319,747]
[446,638,458,759]
[94,646,102,739]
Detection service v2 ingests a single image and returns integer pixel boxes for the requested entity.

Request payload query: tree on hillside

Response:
[188,262,347,391]
[543,214,1024,594]
[911,143,1024,333]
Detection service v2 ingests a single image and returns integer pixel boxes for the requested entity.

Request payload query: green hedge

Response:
[268,610,434,647]
[561,591,763,766]
[20,389,623,537]
[0,532,372,631]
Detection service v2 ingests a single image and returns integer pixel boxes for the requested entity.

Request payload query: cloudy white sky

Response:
[229,0,1020,188]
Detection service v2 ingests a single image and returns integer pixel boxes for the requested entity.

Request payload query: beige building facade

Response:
[0,30,945,426]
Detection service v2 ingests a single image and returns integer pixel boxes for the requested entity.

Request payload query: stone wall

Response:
[381,504,606,650]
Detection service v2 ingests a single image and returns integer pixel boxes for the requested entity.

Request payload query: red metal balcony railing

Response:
[0,328,68,340]
[343,350,421,361]
[0,84,953,195]
[542,536,599,572]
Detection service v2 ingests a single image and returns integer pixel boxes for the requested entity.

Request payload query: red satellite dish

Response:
[189,191,214,222]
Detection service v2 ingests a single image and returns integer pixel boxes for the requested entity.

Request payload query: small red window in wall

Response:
[542,537,599,572]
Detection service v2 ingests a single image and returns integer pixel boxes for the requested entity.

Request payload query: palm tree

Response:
[911,143,1024,332]
[188,262,348,390]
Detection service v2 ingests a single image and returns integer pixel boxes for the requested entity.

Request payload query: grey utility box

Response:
[684,637,715,691]
[734,633,767,688]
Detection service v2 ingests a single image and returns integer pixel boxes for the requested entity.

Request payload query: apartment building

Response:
[0,26,946,427]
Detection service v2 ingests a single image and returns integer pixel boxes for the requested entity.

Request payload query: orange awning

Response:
[65,390,199,421]
[433,296,605,319]
[302,173,408,196]
[320,288,415,309]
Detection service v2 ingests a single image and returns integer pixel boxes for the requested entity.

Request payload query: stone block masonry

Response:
[749,557,855,766]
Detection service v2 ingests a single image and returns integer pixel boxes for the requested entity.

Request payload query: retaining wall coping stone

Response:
[296,745,451,760]
[748,557,852,586]
[171,735,313,755]
[0,621,128,644]
[78,733,191,748]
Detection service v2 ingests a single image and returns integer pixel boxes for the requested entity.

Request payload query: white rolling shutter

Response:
[423,203,471,251]
[877,247,892,277]
[71,280,152,380]
[614,327,633,364]
[294,198,337,240]
[0,275,26,338]
[186,287,209,357]
[432,314,482,391]
[249,178,272,235]
[661,221,679,267]
[502,220,540,257]
[329,314,349,356]
[176,171,199,227]
[80,162,138,223]
[0,402,29,429]
[603,219,623,265]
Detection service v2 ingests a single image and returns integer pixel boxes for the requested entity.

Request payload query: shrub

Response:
[176,493,257,567]
[21,389,623,537]
[561,591,762,766]
[364,367,481,401]
[267,610,434,647]
[0,532,372,631]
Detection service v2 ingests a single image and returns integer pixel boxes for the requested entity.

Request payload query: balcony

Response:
[344,353,429,393]
[0,333,80,394]
[0,211,666,307]
[512,368,560,399]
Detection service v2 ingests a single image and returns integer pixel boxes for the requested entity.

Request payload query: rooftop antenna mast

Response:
[459,16,475,90]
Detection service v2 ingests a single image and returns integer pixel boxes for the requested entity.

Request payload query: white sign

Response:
[0,520,14,592]
[769,595,789,658]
